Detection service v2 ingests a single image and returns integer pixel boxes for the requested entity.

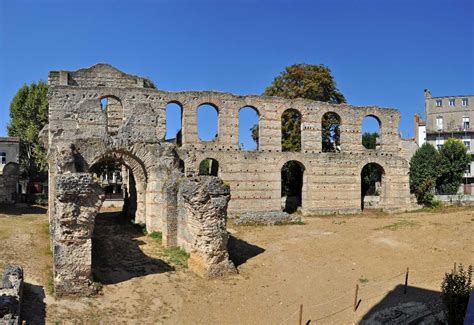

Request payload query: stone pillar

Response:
[178,176,237,278]
[53,173,104,296]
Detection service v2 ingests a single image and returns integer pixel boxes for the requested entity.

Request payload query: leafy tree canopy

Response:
[7,81,48,180]
[263,64,346,152]
[362,132,378,150]
[437,138,471,194]
[409,143,441,204]
[264,64,346,104]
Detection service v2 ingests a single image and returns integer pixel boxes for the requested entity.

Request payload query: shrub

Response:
[441,264,473,324]
[409,143,440,205]
[33,193,48,206]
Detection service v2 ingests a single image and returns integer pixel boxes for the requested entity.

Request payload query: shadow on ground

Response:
[0,204,47,216]
[227,235,265,267]
[92,211,173,285]
[22,282,46,324]
[360,284,443,321]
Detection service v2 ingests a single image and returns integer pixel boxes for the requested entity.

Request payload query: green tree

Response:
[264,64,346,103]
[409,143,441,205]
[7,81,49,180]
[362,132,378,150]
[281,109,301,151]
[264,64,346,152]
[437,138,471,194]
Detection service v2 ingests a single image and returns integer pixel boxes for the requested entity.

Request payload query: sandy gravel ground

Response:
[0,205,472,324]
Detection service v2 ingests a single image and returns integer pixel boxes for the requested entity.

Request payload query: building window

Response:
[436,117,443,130]
[463,136,471,151]
[463,117,470,130]
[436,100,442,107]
[466,164,471,175]
[0,152,5,165]
[462,98,469,106]
[436,137,444,150]
[449,98,455,106]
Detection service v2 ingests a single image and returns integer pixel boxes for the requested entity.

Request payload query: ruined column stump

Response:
[178,177,237,278]
[53,174,104,296]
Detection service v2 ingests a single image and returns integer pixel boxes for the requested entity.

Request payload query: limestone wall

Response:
[47,64,412,221]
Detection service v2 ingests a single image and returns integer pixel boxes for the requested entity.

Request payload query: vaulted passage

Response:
[100,96,123,136]
[165,102,182,146]
[321,112,341,152]
[362,115,381,150]
[197,104,219,141]
[239,106,259,151]
[361,163,384,210]
[198,158,219,176]
[281,109,302,152]
[281,160,305,213]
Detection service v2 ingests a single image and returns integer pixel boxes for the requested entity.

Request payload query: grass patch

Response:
[274,220,305,226]
[92,281,104,292]
[159,247,190,267]
[332,220,346,225]
[359,276,369,284]
[46,269,55,295]
[375,219,418,231]
[149,231,162,241]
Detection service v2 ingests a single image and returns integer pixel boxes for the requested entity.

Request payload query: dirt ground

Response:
[0,205,473,324]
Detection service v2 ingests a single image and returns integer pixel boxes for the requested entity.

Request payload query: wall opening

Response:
[281,160,305,213]
[198,158,219,176]
[281,109,302,152]
[321,112,341,152]
[361,162,384,210]
[100,96,123,137]
[197,104,218,141]
[239,106,259,151]
[165,102,183,146]
[362,115,381,149]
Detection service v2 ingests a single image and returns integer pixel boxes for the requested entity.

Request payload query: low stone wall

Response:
[178,176,237,278]
[0,265,24,325]
[363,195,381,209]
[234,210,301,225]
[435,194,474,206]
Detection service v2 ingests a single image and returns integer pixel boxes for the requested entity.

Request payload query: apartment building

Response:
[415,90,474,193]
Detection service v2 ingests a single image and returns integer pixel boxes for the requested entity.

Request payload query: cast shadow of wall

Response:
[92,211,173,285]
[360,284,443,322]
[22,282,46,324]
[227,235,265,267]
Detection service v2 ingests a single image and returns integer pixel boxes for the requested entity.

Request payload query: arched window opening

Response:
[239,106,259,151]
[165,102,183,146]
[100,96,123,136]
[198,158,219,176]
[197,104,218,141]
[362,115,381,149]
[281,160,305,213]
[322,112,341,152]
[281,109,302,152]
[361,163,384,210]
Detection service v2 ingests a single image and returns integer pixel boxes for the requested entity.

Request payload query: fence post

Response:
[404,267,409,294]
[354,284,359,311]
[299,304,303,325]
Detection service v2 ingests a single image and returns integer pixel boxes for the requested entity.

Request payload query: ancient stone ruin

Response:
[45,64,412,295]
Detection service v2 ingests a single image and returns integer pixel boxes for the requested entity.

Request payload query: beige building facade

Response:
[415,90,474,193]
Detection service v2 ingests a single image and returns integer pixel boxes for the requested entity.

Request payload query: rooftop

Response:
[0,137,20,143]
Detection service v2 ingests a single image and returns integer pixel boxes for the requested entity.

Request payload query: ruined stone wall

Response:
[0,163,19,203]
[47,64,412,223]
[177,176,236,277]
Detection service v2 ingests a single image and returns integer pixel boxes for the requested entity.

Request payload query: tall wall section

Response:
[47,64,411,217]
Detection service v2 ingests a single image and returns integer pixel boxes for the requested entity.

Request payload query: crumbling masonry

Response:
[45,64,412,295]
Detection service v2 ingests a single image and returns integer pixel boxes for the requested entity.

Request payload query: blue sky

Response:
[0,0,473,148]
